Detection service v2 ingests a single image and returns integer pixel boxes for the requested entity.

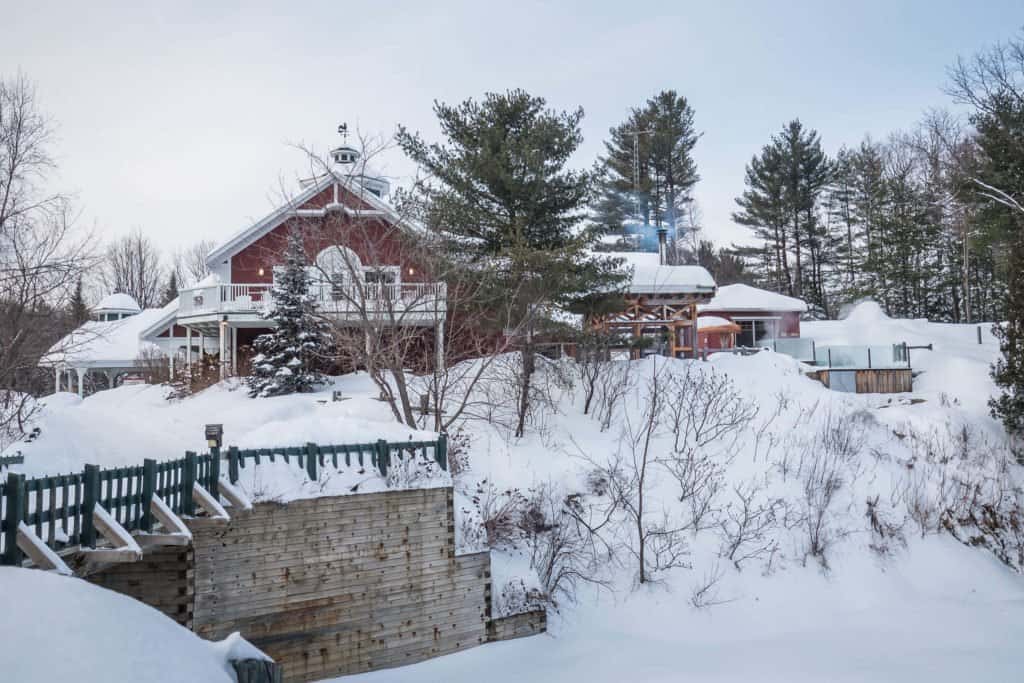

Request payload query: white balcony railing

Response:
[179,281,447,322]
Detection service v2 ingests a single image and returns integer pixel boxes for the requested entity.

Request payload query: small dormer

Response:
[93,292,141,322]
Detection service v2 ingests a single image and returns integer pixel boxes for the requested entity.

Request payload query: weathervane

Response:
[337,123,349,143]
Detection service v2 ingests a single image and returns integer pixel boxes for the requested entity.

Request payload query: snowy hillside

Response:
[5,303,1024,681]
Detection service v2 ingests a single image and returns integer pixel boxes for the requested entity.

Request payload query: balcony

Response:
[178,281,447,326]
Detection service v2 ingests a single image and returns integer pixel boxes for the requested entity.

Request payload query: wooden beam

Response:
[149,493,193,539]
[16,522,72,575]
[82,503,142,564]
[193,482,230,521]
[218,478,253,512]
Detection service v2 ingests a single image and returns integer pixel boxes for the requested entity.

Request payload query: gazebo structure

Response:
[587,231,717,359]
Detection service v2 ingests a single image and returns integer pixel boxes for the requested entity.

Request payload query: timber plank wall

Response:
[819,368,913,394]
[86,546,194,628]
[190,487,493,682]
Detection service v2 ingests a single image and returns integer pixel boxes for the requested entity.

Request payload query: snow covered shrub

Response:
[495,578,545,617]
[592,362,635,432]
[523,484,614,608]
[445,429,472,478]
[797,410,866,569]
[661,364,758,532]
[384,449,443,489]
[717,481,783,571]
[865,494,907,559]
[689,562,728,610]
[466,480,530,550]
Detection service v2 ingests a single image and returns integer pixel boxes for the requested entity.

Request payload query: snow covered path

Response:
[342,538,1024,683]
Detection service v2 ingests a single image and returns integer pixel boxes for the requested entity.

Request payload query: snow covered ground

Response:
[4,302,1023,682]
[0,566,268,682]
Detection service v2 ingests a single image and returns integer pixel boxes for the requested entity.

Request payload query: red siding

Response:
[229,184,425,284]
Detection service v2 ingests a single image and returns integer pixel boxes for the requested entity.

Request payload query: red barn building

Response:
[696,284,807,351]
[140,141,447,379]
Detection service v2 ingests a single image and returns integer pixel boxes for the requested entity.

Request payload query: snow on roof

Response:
[93,292,140,312]
[43,307,168,368]
[698,315,739,330]
[604,251,716,295]
[207,170,404,266]
[698,283,808,313]
[0,566,255,682]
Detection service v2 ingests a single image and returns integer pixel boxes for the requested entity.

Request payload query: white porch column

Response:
[54,366,61,394]
[435,320,445,374]
[185,327,192,368]
[231,327,238,376]
[105,369,115,389]
[219,319,228,380]
[75,368,85,398]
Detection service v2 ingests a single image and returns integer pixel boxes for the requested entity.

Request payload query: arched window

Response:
[315,246,362,282]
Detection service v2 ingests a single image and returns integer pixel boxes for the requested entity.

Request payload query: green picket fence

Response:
[0,435,446,567]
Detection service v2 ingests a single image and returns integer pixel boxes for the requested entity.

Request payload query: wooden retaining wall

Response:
[86,546,194,627]
[488,609,547,642]
[188,487,492,682]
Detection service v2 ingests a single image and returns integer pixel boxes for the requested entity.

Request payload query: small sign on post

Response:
[205,424,223,449]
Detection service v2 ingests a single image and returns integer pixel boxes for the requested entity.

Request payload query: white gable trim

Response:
[206,172,403,267]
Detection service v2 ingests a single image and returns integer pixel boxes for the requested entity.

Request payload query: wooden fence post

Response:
[436,433,448,471]
[82,464,100,548]
[183,452,197,516]
[2,472,25,565]
[141,459,156,532]
[305,443,318,481]
[228,446,239,484]
[376,439,389,477]
[209,447,221,493]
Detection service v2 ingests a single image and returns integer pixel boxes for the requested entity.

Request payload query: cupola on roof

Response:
[93,292,141,313]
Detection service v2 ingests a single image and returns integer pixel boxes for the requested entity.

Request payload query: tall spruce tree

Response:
[397,89,624,437]
[247,230,329,397]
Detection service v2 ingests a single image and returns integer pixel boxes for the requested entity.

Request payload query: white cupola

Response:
[93,292,141,322]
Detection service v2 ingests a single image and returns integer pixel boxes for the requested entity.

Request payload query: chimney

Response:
[657,227,668,265]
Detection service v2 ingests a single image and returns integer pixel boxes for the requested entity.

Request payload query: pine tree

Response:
[593,90,700,251]
[161,270,178,306]
[733,120,833,315]
[68,278,89,326]
[247,230,329,397]
[397,89,625,437]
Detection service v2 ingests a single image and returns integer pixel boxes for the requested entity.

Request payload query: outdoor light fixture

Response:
[205,423,223,448]
[258,267,265,277]
[408,267,415,276]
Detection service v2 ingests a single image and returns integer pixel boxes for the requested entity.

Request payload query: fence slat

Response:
[2,472,25,565]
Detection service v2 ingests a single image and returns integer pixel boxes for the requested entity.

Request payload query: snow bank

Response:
[4,373,436,478]
[0,567,265,682]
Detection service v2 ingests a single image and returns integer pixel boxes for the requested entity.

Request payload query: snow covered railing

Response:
[225,435,448,483]
[0,435,448,569]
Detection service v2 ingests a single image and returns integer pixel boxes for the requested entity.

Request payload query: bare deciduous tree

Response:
[101,228,165,307]
[0,73,95,445]
[173,239,216,288]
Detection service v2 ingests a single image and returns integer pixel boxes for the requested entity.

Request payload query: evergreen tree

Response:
[593,90,700,251]
[948,35,1024,445]
[68,278,89,326]
[734,120,833,315]
[161,270,178,306]
[247,230,329,397]
[397,89,625,437]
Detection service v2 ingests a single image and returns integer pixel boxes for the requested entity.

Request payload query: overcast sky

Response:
[3,1,1021,255]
